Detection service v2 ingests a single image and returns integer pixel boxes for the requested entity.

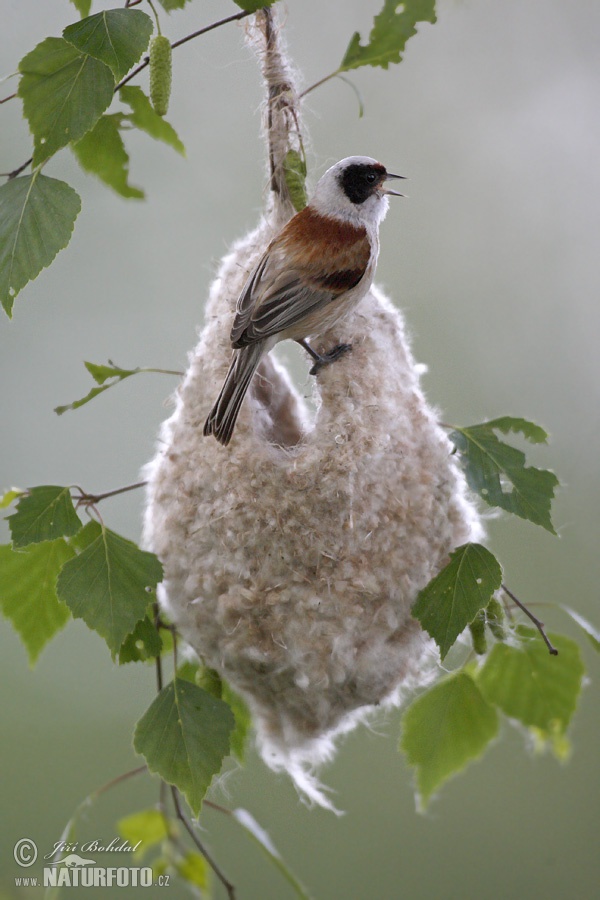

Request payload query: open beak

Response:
[382,172,406,197]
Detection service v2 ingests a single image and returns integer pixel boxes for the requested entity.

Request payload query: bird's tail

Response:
[203,342,265,445]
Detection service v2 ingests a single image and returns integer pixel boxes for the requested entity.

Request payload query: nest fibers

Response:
[143,11,481,809]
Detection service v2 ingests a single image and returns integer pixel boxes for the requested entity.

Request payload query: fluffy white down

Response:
[143,215,482,809]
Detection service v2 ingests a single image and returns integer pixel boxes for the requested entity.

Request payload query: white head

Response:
[309,156,404,229]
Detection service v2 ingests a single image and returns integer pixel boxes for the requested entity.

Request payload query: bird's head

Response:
[310,156,405,227]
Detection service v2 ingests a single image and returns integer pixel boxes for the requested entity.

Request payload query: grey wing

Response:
[230,251,270,346]
[230,252,336,348]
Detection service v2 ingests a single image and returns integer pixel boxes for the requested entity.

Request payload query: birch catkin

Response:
[149,35,172,117]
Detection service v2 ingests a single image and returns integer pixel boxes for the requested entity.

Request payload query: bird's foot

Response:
[295,338,353,375]
[306,342,353,376]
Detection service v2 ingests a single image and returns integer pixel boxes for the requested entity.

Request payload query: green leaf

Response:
[118,808,169,861]
[156,0,193,11]
[69,0,92,17]
[0,173,81,317]
[477,627,585,740]
[412,543,503,659]
[232,1,278,12]
[231,808,312,899]
[340,0,436,72]
[483,416,550,445]
[18,37,115,166]
[133,678,234,816]
[561,606,600,652]
[8,485,82,548]
[0,540,73,665]
[55,361,141,414]
[119,85,185,155]
[194,666,251,762]
[85,360,138,384]
[223,681,252,763]
[56,521,163,653]
[283,149,308,212]
[174,851,209,890]
[63,9,153,81]
[117,613,163,664]
[72,114,144,199]
[0,488,24,509]
[400,671,499,810]
[448,418,559,534]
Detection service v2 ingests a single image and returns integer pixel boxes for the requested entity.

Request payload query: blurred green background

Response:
[1,1,599,897]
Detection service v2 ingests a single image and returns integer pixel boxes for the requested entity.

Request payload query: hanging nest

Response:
[143,9,481,808]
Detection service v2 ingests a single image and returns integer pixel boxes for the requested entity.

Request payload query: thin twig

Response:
[204,799,233,816]
[502,583,558,655]
[2,156,33,180]
[114,9,253,92]
[74,480,147,507]
[0,92,16,104]
[171,787,236,900]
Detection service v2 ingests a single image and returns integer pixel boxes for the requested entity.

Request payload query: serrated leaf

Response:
[55,361,141,414]
[8,485,82,548]
[118,808,169,861]
[117,613,162,664]
[133,678,234,815]
[0,488,24,509]
[72,114,144,199]
[119,85,185,155]
[449,419,559,533]
[400,672,499,810]
[63,9,153,81]
[561,606,600,652]
[0,540,73,665]
[18,37,115,166]
[69,519,102,553]
[484,416,549,445]
[69,0,92,17]
[412,543,503,659]
[477,627,584,739]
[56,520,163,652]
[232,809,312,900]
[0,173,81,317]
[340,0,436,72]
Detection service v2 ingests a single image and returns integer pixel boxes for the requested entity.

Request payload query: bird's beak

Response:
[382,172,406,197]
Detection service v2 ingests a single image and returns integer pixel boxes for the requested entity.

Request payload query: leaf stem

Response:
[0,91,17,104]
[74,480,147,507]
[170,787,236,900]
[299,69,340,99]
[89,764,148,801]
[501,583,558,655]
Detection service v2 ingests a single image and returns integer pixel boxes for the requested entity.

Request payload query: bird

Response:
[203,156,404,445]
